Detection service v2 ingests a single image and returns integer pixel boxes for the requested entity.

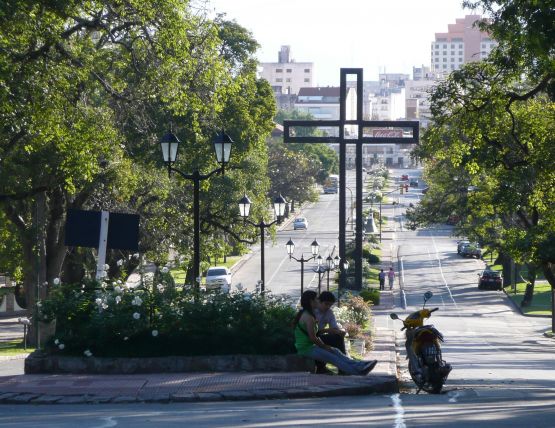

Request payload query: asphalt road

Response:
[3,167,555,426]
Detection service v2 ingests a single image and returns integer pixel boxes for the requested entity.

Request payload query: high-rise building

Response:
[259,46,314,97]
[431,15,496,75]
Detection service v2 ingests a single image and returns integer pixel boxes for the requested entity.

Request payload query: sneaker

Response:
[359,360,378,375]
[315,367,335,375]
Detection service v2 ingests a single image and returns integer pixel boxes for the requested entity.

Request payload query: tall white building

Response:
[259,46,314,96]
[431,15,497,76]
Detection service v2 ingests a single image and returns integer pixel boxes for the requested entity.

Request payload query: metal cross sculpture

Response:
[284,68,418,301]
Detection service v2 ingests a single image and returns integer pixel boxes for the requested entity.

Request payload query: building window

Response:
[451,51,455,55]
[481,44,486,48]
[459,44,463,48]
[459,51,463,55]
[304,68,310,73]
[451,65,455,70]
[443,58,447,62]
[286,78,291,82]
[276,68,282,73]
[443,64,447,69]
[435,58,439,62]
[276,78,283,82]
[451,57,454,62]
[459,57,463,62]
[443,51,447,55]
[286,68,292,73]
[443,44,447,48]
[304,78,310,82]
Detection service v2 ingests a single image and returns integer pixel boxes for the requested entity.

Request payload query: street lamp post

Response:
[238,194,287,293]
[314,255,325,294]
[285,238,320,295]
[337,258,349,307]
[160,130,233,291]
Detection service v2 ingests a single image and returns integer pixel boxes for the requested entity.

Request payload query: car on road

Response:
[457,240,470,254]
[409,178,419,187]
[460,242,482,258]
[478,269,503,290]
[205,266,232,291]
[293,217,308,230]
[401,174,409,181]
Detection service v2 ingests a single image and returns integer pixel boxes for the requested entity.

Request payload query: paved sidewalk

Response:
[0,327,397,405]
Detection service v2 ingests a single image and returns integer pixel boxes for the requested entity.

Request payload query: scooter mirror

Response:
[424,291,433,301]
[389,313,399,320]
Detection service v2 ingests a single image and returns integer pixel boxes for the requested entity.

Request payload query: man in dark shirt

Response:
[314,291,347,374]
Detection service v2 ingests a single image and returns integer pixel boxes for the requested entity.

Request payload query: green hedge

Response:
[38,276,296,358]
[359,288,380,305]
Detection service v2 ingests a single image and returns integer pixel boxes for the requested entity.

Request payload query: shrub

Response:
[359,288,380,305]
[38,276,296,358]
[334,295,371,328]
[367,253,380,264]
[342,321,361,338]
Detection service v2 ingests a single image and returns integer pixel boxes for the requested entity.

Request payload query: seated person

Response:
[314,291,347,374]
[293,290,377,376]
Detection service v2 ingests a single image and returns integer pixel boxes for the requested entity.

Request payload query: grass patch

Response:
[0,340,34,356]
[506,281,552,316]
[366,266,380,287]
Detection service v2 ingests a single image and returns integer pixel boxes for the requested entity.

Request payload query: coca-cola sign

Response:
[372,129,403,138]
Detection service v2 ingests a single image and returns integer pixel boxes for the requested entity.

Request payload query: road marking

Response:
[427,231,458,309]
[93,417,118,428]
[390,393,406,428]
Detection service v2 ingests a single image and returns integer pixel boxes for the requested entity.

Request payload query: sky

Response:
[207,0,480,85]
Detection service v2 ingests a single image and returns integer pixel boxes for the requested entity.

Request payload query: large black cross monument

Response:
[284,68,418,299]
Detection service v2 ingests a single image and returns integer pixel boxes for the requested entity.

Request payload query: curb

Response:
[0,377,398,405]
[502,288,552,319]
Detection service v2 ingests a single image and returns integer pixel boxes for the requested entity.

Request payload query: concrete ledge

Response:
[25,351,315,374]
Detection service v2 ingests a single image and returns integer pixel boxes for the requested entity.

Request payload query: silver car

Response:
[293,217,308,230]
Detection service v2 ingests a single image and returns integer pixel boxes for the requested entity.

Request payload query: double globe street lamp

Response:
[160,130,234,291]
[238,194,287,293]
[285,238,320,295]
[314,254,343,294]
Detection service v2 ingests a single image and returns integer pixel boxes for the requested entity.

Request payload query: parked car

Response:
[422,187,429,194]
[478,269,503,290]
[205,266,232,291]
[409,178,419,187]
[293,217,308,230]
[460,242,482,258]
[457,240,470,254]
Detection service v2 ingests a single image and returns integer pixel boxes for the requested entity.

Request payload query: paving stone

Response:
[57,396,89,404]
[6,394,40,403]
[31,395,64,404]
[110,396,138,403]
[170,392,196,402]
[219,390,256,400]
[0,392,19,402]
[139,393,171,403]
[86,396,114,404]
[194,392,224,401]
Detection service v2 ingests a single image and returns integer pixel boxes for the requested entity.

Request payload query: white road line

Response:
[390,393,406,428]
[427,231,458,309]
[93,417,118,428]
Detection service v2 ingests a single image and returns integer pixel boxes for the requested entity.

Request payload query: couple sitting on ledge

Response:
[294,290,377,375]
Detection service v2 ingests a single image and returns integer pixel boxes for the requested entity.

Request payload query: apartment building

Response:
[259,46,314,97]
[431,14,497,75]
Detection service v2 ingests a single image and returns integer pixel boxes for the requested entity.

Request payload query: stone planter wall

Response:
[25,351,315,374]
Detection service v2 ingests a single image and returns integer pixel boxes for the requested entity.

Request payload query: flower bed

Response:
[38,273,296,358]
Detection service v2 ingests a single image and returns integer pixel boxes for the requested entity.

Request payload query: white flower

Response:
[84,349,93,357]
[52,278,60,285]
[43,281,48,286]
[95,298,102,306]
[114,286,122,294]
[161,266,169,274]
[54,339,59,345]
[101,303,109,310]
[123,336,129,341]
[158,313,163,319]
[58,344,65,350]
[117,280,122,285]
[133,312,140,320]
[131,296,143,306]
[115,296,122,304]
[157,284,165,292]
[151,330,159,337]
[133,253,140,259]
[117,259,124,267]
[36,301,42,307]
[103,264,110,271]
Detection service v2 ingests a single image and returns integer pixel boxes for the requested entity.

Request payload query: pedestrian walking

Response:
[388,267,395,290]
[378,269,386,290]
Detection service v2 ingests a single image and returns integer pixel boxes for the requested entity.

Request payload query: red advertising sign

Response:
[372,129,403,138]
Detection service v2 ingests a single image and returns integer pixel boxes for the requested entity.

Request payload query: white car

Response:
[205,266,232,291]
[293,217,308,230]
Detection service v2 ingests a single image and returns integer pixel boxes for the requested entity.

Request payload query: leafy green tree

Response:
[0,1,275,314]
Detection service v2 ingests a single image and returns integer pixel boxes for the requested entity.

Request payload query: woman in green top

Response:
[293,290,377,375]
